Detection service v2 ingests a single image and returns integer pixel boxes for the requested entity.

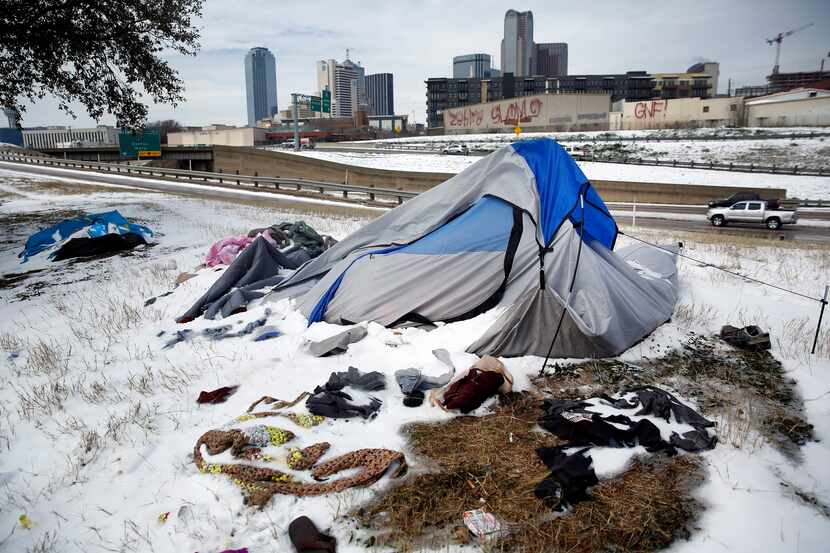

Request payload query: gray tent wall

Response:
[265,141,679,359]
[467,223,678,358]
[267,147,544,294]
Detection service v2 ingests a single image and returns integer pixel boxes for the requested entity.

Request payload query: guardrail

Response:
[0,152,418,205]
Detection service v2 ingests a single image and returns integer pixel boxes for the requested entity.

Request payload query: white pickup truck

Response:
[707,200,798,230]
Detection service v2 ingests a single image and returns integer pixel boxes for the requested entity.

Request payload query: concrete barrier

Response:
[213,146,447,193]
[213,146,787,205]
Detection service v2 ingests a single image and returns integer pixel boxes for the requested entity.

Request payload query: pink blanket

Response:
[205,233,276,267]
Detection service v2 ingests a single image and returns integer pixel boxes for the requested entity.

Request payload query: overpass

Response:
[35,145,215,171]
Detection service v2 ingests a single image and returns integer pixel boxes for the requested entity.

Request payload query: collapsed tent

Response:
[264,138,678,358]
[19,210,154,262]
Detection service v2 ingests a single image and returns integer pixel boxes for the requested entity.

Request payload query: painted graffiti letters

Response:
[633,100,669,119]
[448,107,484,127]
[491,98,543,126]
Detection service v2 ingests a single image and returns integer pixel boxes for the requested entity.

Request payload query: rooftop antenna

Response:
[346,48,351,60]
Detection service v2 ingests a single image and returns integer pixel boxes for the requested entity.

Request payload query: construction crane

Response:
[766,22,814,74]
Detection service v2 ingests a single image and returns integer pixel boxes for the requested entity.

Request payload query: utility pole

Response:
[291,93,300,152]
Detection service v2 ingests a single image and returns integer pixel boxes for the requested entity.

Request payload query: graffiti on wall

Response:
[633,100,669,119]
[490,98,544,126]
[447,107,484,128]
[446,97,544,128]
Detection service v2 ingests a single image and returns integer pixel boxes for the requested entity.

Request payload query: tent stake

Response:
[812,285,829,355]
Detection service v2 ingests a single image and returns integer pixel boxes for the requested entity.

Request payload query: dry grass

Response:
[356,393,703,552]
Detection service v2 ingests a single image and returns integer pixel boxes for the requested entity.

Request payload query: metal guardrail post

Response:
[218,168,222,183]
[235,169,240,185]
[254,172,258,187]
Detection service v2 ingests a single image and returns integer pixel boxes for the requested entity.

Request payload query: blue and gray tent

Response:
[265,139,678,358]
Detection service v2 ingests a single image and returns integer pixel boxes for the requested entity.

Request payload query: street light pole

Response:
[292,93,300,152]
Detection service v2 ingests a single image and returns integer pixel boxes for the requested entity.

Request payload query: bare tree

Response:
[147,119,183,143]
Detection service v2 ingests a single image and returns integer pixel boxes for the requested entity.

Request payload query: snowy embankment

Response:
[1,169,829,552]
[290,150,830,200]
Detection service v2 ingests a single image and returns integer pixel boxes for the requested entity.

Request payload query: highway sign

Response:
[322,89,331,113]
[119,129,161,158]
[309,96,321,112]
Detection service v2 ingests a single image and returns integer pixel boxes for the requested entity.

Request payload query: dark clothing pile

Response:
[306,367,386,419]
[534,447,598,509]
[50,232,148,261]
[720,324,771,351]
[534,386,716,510]
[178,237,298,322]
[264,221,337,260]
[538,400,673,453]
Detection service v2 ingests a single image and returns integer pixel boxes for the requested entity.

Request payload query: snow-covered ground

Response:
[1,168,829,553]
[291,150,830,199]
[356,126,830,172]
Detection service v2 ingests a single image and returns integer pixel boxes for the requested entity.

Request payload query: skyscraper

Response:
[317,56,367,118]
[365,73,394,115]
[244,47,278,127]
[501,10,534,77]
[453,54,492,78]
[535,43,568,76]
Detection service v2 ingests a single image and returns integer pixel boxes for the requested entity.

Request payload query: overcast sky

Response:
[19,0,830,128]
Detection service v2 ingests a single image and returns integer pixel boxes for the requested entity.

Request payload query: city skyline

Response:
[16,0,830,127]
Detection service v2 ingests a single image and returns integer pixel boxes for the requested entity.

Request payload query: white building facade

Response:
[746,88,830,127]
[23,126,119,149]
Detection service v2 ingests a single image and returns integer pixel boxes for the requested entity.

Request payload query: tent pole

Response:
[812,285,828,355]
[541,192,586,374]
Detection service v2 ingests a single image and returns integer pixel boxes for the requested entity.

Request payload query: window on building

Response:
[702,106,710,113]
[730,104,737,111]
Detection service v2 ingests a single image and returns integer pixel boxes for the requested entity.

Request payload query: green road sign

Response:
[322,89,331,113]
[119,129,161,158]
[309,96,321,112]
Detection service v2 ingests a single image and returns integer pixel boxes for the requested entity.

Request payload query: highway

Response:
[3,160,830,245]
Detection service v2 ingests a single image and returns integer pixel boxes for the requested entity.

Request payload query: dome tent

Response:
[266,139,678,358]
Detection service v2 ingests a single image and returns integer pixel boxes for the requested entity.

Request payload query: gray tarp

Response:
[178,236,300,322]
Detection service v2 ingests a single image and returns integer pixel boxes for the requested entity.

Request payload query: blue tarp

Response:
[512,139,617,249]
[19,210,153,262]
[308,196,514,324]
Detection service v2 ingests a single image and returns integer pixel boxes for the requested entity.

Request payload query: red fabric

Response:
[197,385,239,404]
[442,369,505,413]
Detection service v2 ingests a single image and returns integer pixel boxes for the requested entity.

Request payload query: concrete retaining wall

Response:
[213,146,448,193]
[213,146,787,204]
